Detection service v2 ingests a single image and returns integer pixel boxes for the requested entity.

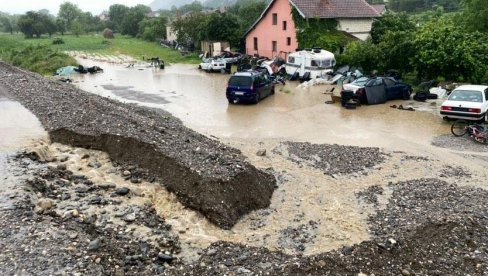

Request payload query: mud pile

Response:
[0,62,276,229]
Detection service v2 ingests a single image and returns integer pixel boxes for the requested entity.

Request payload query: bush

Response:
[102,28,114,39]
[52,37,65,45]
[5,45,76,75]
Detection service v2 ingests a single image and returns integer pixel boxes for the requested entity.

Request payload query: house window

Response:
[283,21,287,30]
[272,41,277,52]
[286,37,291,46]
[272,13,277,25]
[253,37,258,50]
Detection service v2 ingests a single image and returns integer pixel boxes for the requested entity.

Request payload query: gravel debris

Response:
[432,134,488,152]
[277,141,385,175]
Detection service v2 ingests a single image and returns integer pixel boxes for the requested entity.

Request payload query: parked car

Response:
[343,77,370,93]
[199,58,226,72]
[355,77,412,104]
[226,71,275,104]
[219,51,242,64]
[440,85,488,121]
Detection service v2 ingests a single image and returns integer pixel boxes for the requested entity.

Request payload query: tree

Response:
[413,16,488,83]
[177,1,203,14]
[18,11,55,38]
[108,4,130,32]
[461,0,488,32]
[138,16,168,41]
[55,18,66,35]
[370,11,415,44]
[171,11,208,48]
[0,12,19,34]
[70,20,84,36]
[121,5,151,37]
[203,12,241,47]
[78,12,104,32]
[236,0,267,32]
[58,2,82,30]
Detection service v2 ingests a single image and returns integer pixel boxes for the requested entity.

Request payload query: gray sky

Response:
[0,0,151,15]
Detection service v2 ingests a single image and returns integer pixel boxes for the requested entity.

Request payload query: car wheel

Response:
[402,89,411,100]
[270,85,275,95]
[228,99,234,104]
[253,93,260,104]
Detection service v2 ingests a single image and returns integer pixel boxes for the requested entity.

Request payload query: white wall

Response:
[337,18,374,40]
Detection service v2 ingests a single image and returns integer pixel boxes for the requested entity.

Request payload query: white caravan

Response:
[285,48,336,80]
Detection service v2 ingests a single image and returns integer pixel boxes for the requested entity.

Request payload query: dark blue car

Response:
[226,71,275,104]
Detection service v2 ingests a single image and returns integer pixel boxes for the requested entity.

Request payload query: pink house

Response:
[244,0,382,59]
[244,0,298,59]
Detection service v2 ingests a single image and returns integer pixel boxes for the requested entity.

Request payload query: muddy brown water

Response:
[3,60,488,262]
[72,61,449,151]
[0,91,47,210]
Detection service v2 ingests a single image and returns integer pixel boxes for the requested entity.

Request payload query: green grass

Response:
[0,33,200,75]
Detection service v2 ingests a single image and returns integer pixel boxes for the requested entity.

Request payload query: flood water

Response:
[4,59,486,261]
[0,90,47,210]
[72,61,450,152]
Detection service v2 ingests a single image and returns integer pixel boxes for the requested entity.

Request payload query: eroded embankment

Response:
[0,61,276,229]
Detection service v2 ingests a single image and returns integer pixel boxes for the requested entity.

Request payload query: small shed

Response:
[201,41,230,57]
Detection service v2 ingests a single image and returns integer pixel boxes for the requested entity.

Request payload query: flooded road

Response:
[3,59,487,262]
[72,61,450,152]
[65,59,488,259]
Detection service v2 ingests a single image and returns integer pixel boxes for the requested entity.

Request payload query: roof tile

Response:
[290,0,380,18]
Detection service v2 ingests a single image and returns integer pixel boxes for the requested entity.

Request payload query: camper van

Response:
[285,48,336,81]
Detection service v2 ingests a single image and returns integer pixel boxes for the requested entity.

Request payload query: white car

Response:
[440,85,488,121]
[199,58,226,72]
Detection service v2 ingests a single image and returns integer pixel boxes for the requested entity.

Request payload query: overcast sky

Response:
[0,0,151,15]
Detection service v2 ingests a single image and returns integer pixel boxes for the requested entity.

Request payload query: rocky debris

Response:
[432,134,488,152]
[0,61,276,229]
[174,178,488,275]
[256,149,267,156]
[277,142,385,175]
[0,153,181,275]
[277,220,318,253]
[115,187,130,196]
[357,185,384,205]
[439,165,472,178]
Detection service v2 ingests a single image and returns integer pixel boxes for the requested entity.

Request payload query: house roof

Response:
[244,0,380,37]
[371,4,386,14]
[290,0,381,18]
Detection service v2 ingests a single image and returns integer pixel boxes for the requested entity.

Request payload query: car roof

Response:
[232,71,262,77]
[454,85,488,91]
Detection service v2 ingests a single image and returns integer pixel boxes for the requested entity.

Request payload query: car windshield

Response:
[448,90,483,102]
[351,77,369,86]
[202,58,212,63]
[228,76,252,87]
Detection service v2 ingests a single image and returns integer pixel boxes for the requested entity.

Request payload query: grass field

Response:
[0,33,200,74]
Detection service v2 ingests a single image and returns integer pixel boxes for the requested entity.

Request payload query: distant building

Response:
[166,26,177,42]
[98,11,109,21]
[244,0,382,58]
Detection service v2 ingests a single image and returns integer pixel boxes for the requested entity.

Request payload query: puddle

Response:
[0,94,47,210]
[0,97,47,153]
